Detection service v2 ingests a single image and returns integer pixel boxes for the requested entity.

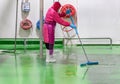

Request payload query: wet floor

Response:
[0,46,120,84]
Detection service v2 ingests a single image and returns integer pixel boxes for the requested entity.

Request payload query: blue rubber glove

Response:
[70,24,76,29]
[66,9,71,14]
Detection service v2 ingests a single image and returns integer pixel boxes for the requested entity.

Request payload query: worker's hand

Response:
[70,24,76,29]
[66,9,71,14]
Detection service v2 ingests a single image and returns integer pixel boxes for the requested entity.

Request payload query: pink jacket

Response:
[43,3,70,44]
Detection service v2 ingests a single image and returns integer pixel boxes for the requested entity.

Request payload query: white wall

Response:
[77,0,120,43]
[0,0,16,38]
[0,0,120,44]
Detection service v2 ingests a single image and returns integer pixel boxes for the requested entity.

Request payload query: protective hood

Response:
[52,2,61,12]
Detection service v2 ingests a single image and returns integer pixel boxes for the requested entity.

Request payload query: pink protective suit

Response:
[43,2,70,44]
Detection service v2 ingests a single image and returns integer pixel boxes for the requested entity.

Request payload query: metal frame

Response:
[14,0,44,55]
[14,0,19,53]
[63,37,112,49]
[39,0,44,57]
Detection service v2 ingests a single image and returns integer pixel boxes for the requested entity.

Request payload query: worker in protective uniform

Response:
[43,1,76,62]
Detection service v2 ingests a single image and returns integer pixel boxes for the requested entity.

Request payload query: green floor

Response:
[0,45,120,84]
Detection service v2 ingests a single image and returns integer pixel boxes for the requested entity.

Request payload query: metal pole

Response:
[14,0,19,53]
[39,0,44,57]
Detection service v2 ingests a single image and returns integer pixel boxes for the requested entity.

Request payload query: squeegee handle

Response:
[69,13,90,61]
[69,15,78,35]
